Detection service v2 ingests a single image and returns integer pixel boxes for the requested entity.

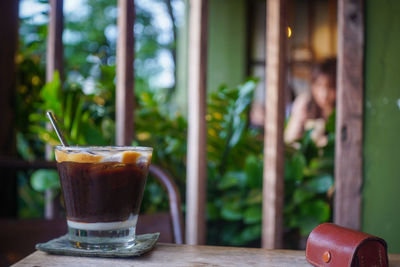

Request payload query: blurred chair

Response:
[0,157,183,265]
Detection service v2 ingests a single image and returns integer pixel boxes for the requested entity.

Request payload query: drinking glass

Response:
[55,146,152,250]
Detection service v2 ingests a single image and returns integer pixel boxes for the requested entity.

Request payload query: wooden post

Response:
[46,0,64,82]
[186,0,208,245]
[262,0,286,249]
[334,0,364,230]
[116,0,135,146]
[45,0,64,219]
[0,0,19,217]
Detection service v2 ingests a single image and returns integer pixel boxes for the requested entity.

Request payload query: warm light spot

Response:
[287,26,292,38]
[208,128,217,137]
[32,76,41,86]
[19,85,27,94]
[15,54,24,64]
[213,112,223,120]
[93,95,105,106]
[137,132,151,141]
[31,55,40,64]
[205,114,212,121]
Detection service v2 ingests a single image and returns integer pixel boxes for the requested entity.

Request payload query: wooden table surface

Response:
[12,243,400,267]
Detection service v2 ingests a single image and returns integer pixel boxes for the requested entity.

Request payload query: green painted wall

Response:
[363,0,400,253]
[174,0,247,114]
[207,0,247,92]
[174,0,189,114]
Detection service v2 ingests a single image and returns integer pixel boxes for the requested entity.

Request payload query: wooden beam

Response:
[328,0,337,56]
[0,0,19,217]
[46,0,64,82]
[186,0,208,245]
[307,0,315,59]
[262,0,287,249]
[45,0,64,219]
[334,0,364,230]
[116,0,135,146]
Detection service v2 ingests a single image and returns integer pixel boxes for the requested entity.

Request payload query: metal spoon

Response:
[46,111,69,147]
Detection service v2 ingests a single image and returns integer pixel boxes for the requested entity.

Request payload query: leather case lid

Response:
[305,223,388,267]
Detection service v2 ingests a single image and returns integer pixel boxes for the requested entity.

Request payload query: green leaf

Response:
[228,117,245,148]
[70,98,84,142]
[81,122,107,145]
[220,223,240,244]
[298,216,320,237]
[293,190,313,204]
[239,224,261,243]
[218,171,246,190]
[40,72,62,115]
[207,202,220,220]
[244,155,263,188]
[325,109,336,133]
[245,189,263,205]
[235,80,256,114]
[307,158,334,175]
[305,174,333,193]
[298,200,330,236]
[30,169,60,192]
[243,205,262,224]
[221,202,243,221]
[285,152,306,181]
[16,132,35,161]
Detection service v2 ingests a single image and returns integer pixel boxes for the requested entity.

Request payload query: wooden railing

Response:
[116,0,135,146]
[186,0,208,246]
[262,0,287,249]
[43,0,364,248]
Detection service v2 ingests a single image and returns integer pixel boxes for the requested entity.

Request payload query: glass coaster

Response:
[36,232,160,258]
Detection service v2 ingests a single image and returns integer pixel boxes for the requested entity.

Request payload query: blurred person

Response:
[284,58,337,146]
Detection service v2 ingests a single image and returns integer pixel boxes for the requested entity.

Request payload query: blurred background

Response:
[1,0,399,258]
[12,0,337,248]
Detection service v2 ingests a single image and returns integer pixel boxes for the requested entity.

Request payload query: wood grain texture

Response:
[186,0,208,245]
[116,0,135,146]
[14,245,311,267]
[1,214,174,266]
[334,0,364,230]
[45,0,64,219]
[262,0,287,249]
[13,244,400,267]
[46,0,64,82]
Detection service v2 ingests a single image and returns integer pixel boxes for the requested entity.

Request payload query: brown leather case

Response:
[306,223,388,267]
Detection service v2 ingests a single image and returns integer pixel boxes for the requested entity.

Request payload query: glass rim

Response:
[54,145,153,152]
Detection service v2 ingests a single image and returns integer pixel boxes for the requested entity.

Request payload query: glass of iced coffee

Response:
[54,146,152,250]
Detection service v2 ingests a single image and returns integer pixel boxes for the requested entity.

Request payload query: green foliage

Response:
[30,169,60,192]
[205,80,335,247]
[284,115,335,239]
[29,72,111,147]
[22,73,113,216]
[16,1,334,247]
[18,72,334,247]
[16,0,181,218]
[15,32,47,159]
[205,79,265,246]
[17,172,44,218]
[134,90,187,213]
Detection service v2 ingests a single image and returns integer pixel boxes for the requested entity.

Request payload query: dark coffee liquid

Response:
[57,161,148,223]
